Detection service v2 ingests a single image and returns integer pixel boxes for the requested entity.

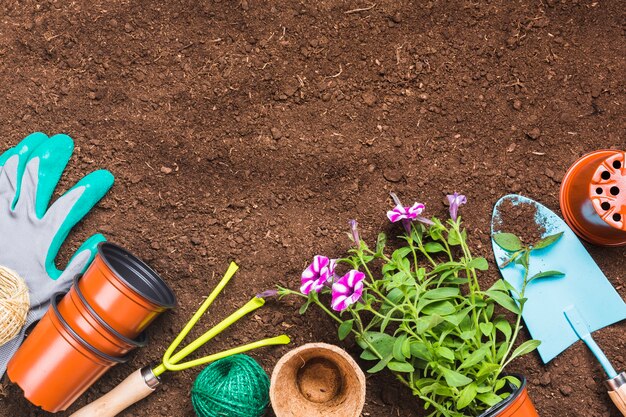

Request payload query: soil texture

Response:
[0,1,624,416]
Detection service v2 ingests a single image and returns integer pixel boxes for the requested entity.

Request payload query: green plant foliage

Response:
[279,213,555,417]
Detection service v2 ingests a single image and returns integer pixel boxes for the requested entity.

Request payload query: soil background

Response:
[0,0,624,416]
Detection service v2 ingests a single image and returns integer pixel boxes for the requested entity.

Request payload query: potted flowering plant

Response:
[276,193,542,417]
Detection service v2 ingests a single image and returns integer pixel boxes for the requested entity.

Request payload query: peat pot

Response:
[270,343,366,417]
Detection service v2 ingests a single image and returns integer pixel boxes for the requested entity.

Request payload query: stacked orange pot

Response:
[7,242,176,412]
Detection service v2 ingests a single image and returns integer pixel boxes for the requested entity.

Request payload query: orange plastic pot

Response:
[58,275,147,356]
[7,293,127,412]
[560,150,626,246]
[478,375,538,417]
[79,242,176,338]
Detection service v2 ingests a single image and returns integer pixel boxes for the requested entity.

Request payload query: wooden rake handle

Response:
[608,372,626,417]
[69,368,159,417]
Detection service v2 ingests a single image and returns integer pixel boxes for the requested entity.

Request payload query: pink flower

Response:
[386,202,426,223]
[300,255,336,295]
[331,270,365,311]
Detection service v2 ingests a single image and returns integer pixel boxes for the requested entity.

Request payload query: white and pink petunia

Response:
[386,202,426,223]
[300,255,336,295]
[331,270,365,311]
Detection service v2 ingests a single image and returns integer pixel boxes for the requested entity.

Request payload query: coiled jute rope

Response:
[0,266,29,346]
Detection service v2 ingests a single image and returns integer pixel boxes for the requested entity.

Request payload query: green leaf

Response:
[360,349,378,361]
[424,242,445,253]
[423,287,460,300]
[459,345,489,370]
[528,270,565,282]
[368,354,393,373]
[503,375,522,389]
[338,320,354,341]
[494,317,512,340]
[476,392,503,407]
[414,314,445,334]
[362,332,396,357]
[409,341,432,361]
[393,334,408,361]
[509,339,541,362]
[532,232,564,250]
[375,232,387,254]
[443,306,473,326]
[392,247,412,263]
[299,299,312,315]
[440,367,473,387]
[387,361,415,373]
[479,322,494,337]
[493,233,523,252]
[456,383,478,409]
[485,290,520,314]
[447,228,462,246]
[436,346,455,362]
[468,257,489,271]
[476,362,501,378]
[422,301,456,316]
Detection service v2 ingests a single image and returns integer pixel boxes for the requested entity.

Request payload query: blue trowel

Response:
[491,195,626,415]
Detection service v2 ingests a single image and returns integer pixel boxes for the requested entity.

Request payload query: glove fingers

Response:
[0,133,49,208]
[52,234,105,283]
[0,155,20,204]
[44,171,114,271]
[15,134,74,218]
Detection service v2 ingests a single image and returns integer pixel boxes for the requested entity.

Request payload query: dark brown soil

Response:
[0,1,624,416]
[494,199,546,246]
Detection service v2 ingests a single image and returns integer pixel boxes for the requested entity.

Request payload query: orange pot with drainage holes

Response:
[7,293,128,412]
[560,150,626,246]
[79,242,176,338]
[58,275,147,357]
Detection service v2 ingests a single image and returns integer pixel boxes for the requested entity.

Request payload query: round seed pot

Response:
[560,150,626,246]
[79,242,176,338]
[57,275,147,357]
[270,343,365,417]
[7,293,127,412]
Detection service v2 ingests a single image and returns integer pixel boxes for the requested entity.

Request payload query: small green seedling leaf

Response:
[493,233,523,252]
[509,339,541,362]
[532,232,564,250]
[440,367,473,387]
[388,361,415,373]
[528,270,565,282]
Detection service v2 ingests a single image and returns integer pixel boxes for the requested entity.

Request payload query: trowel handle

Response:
[69,367,160,417]
[607,372,626,416]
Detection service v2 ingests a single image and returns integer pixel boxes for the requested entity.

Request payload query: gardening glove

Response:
[0,132,114,377]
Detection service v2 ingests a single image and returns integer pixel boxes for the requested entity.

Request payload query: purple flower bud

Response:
[256,289,278,299]
[331,270,365,311]
[447,192,467,221]
[349,219,360,247]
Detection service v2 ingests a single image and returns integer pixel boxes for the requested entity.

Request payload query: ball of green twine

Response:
[191,354,270,417]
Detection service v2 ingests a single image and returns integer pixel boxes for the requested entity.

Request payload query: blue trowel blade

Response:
[491,194,626,363]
